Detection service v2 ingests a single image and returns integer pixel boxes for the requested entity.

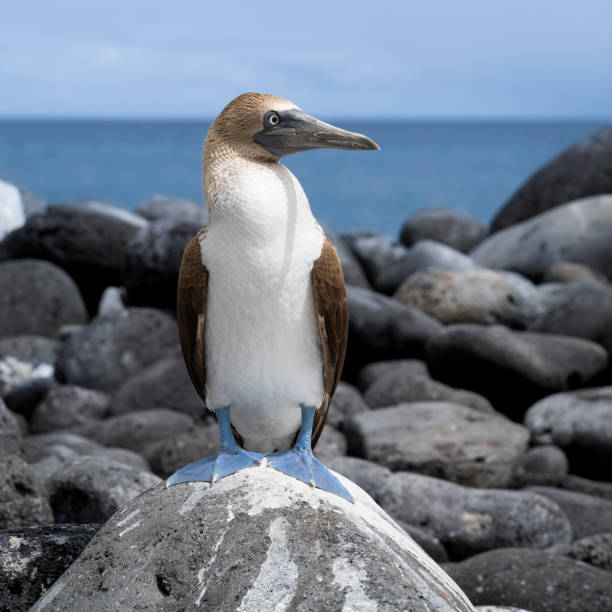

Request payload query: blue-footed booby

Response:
[168,93,379,501]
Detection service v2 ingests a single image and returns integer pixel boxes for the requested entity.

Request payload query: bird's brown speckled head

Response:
[204,92,379,165]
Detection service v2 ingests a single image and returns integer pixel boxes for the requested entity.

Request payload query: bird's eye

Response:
[267,112,280,127]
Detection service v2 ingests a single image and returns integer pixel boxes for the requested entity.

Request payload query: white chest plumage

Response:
[200,160,325,452]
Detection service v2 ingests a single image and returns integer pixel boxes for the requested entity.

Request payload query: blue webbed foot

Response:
[167,404,263,486]
[266,447,353,502]
[168,448,264,485]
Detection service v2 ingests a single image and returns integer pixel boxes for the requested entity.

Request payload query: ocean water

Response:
[0,120,604,236]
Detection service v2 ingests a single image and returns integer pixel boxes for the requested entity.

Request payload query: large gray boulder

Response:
[344,402,528,488]
[395,269,542,329]
[560,533,612,573]
[472,195,612,281]
[400,207,488,252]
[134,195,207,225]
[378,472,571,560]
[445,548,612,612]
[0,201,148,311]
[426,324,609,421]
[56,308,179,392]
[0,259,87,338]
[524,387,612,481]
[33,467,475,612]
[491,125,612,232]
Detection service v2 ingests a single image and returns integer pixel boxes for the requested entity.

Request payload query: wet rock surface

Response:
[445,548,612,612]
[0,523,100,612]
[345,402,528,487]
[33,468,474,612]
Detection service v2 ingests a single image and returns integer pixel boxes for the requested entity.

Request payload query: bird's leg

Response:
[265,404,353,502]
[168,405,263,486]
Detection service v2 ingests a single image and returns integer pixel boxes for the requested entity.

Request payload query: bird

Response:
[168,93,379,501]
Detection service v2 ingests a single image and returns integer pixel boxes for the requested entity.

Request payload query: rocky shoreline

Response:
[1,125,612,610]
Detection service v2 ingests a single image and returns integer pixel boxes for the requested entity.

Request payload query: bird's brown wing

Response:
[177,233,209,405]
[310,237,349,448]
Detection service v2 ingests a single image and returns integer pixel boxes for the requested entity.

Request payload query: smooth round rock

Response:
[0,259,87,337]
[344,402,528,488]
[426,324,609,421]
[561,533,612,573]
[32,468,474,612]
[524,387,612,481]
[323,226,370,289]
[357,358,429,392]
[135,195,207,225]
[379,472,571,559]
[326,382,371,429]
[491,125,612,232]
[400,207,488,252]
[445,548,612,612]
[543,261,611,285]
[56,308,179,392]
[472,195,612,281]
[395,269,542,329]
[518,445,569,478]
[0,201,148,311]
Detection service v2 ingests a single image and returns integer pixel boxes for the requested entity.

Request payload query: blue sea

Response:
[0,120,604,235]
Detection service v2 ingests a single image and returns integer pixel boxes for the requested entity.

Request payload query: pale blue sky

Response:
[1,0,611,118]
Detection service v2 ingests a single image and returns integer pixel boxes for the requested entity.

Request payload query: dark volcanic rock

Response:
[0,259,86,337]
[143,424,219,478]
[445,548,612,612]
[312,425,347,461]
[397,521,449,562]
[135,195,207,225]
[525,387,612,481]
[344,402,528,488]
[561,533,612,573]
[23,432,103,463]
[378,472,570,559]
[33,468,473,612]
[325,226,370,289]
[526,487,612,539]
[342,230,409,291]
[362,362,494,413]
[518,445,569,478]
[56,308,179,392]
[472,195,612,281]
[531,281,612,355]
[426,324,609,421]
[0,450,52,528]
[345,285,442,379]
[395,269,542,328]
[30,385,109,433]
[400,207,488,252]
[0,398,23,454]
[76,409,193,454]
[123,217,201,308]
[0,201,148,311]
[109,355,206,420]
[47,456,160,523]
[326,456,393,500]
[491,125,612,232]
[356,358,429,392]
[0,523,100,612]
[326,382,371,429]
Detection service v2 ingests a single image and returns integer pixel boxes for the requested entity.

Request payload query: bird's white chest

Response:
[200,163,325,450]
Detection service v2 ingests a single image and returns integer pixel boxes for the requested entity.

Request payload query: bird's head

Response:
[206,92,379,162]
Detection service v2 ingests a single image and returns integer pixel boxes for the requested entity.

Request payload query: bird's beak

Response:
[253,109,380,158]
